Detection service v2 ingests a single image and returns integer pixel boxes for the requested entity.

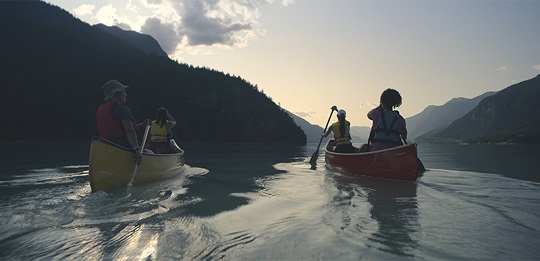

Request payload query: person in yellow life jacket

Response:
[323,109,358,153]
[147,107,177,154]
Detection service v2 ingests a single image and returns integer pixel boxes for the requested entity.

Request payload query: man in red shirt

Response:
[96,80,148,164]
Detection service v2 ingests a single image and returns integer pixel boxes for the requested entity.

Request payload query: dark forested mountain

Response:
[406,91,496,140]
[418,74,540,143]
[0,1,306,144]
[93,24,168,57]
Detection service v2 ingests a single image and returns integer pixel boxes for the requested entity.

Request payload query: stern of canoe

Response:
[89,137,185,192]
[324,140,419,181]
[89,137,134,191]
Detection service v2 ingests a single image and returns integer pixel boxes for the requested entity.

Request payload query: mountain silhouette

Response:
[287,111,324,143]
[0,1,306,144]
[418,74,540,143]
[406,92,496,140]
[93,24,168,57]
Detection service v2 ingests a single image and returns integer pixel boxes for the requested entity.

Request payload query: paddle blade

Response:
[309,149,319,167]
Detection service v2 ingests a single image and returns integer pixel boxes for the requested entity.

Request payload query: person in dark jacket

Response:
[367,88,407,151]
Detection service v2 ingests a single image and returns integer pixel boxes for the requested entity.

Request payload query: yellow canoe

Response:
[88,137,185,192]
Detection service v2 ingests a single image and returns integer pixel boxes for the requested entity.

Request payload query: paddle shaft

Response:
[129,124,151,184]
[309,106,337,166]
[316,111,334,150]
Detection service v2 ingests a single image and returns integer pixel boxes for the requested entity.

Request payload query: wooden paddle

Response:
[309,106,338,168]
[401,138,426,173]
[128,124,151,186]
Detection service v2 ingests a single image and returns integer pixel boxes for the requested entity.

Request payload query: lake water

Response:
[1,142,539,260]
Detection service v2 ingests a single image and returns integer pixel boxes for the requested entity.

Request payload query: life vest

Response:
[151,120,169,142]
[372,108,402,145]
[331,120,351,145]
[96,100,124,139]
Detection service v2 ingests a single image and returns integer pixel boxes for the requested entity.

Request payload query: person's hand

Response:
[134,148,143,165]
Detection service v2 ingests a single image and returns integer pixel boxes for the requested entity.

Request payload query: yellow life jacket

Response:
[331,121,351,145]
[151,120,169,142]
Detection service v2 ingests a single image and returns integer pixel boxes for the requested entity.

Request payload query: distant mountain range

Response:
[406,91,496,140]
[419,75,540,143]
[292,74,540,144]
[344,76,539,144]
[349,126,370,143]
[287,112,324,143]
[288,111,366,144]
[337,91,496,144]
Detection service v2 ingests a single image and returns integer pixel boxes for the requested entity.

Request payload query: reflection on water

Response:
[331,174,419,257]
[418,143,540,182]
[176,143,309,217]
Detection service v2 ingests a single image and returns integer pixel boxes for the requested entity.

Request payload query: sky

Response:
[45,0,540,127]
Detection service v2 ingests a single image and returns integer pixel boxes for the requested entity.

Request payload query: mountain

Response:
[345,91,493,143]
[0,2,306,144]
[93,24,168,57]
[287,112,324,143]
[349,126,370,143]
[287,111,366,143]
[406,92,496,140]
[418,74,540,143]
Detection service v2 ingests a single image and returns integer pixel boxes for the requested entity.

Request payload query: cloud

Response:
[367,102,379,108]
[74,0,294,57]
[145,0,164,5]
[496,66,507,71]
[534,64,540,71]
[280,0,295,7]
[178,0,255,46]
[141,17,182,54]
[94,4,132,30]
[95,5,117,25]
[73,4,95,16]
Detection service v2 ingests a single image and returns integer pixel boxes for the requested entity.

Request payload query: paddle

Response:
[401,137,426,173]
[309,105,338,168]
[128,124,151,186]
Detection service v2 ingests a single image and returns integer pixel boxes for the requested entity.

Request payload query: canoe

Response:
[324,140,421,181]
[88,136,185,192]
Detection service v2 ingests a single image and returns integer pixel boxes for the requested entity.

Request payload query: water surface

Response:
[0,142,539,260]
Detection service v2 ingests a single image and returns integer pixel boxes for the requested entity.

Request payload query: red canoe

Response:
[324,140,422,181]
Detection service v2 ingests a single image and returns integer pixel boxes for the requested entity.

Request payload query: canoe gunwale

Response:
[91,136,185,157]
[324,139,417,156]
[89,136,186,192]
